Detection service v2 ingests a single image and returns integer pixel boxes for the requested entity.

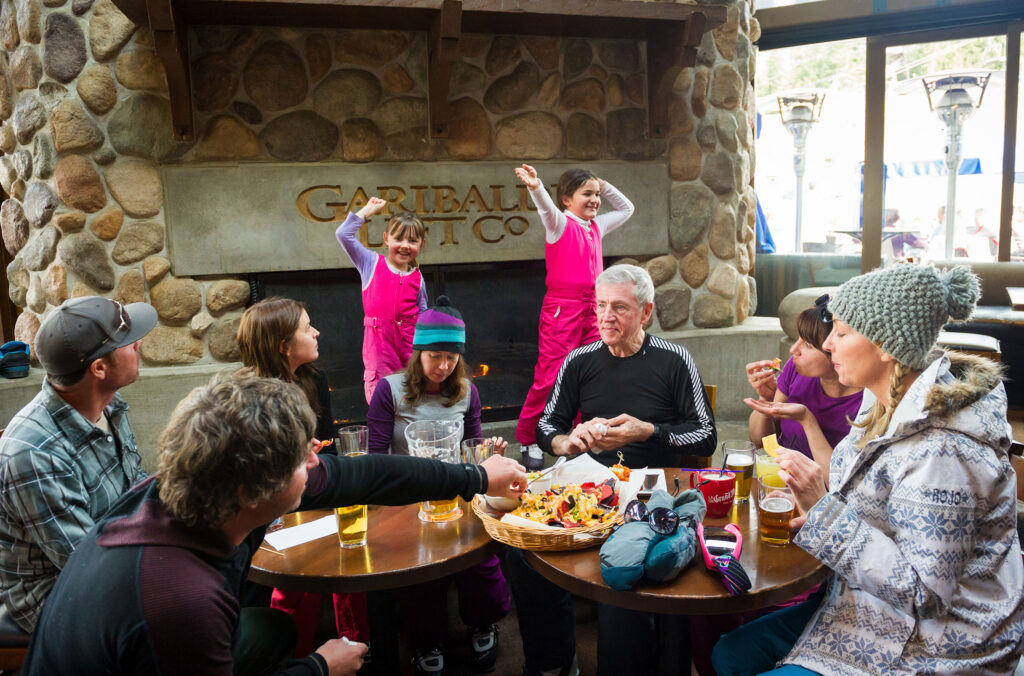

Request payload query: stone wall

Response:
[1,0,760,366]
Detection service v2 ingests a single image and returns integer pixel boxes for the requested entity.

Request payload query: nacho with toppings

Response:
[510,479,619,528]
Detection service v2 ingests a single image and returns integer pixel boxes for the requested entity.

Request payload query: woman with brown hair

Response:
[236,297,365,657]
[237,296,335,447]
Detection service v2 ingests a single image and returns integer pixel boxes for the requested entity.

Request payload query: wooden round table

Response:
[250,499,496,675]
[526,470,828,615]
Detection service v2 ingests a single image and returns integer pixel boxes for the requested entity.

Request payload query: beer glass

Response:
[335,504,368,548]
[755,448,783,487]
[405,420,464,522]
[756,476,795,545]
[337,425,369,456]
[723,440,755,502]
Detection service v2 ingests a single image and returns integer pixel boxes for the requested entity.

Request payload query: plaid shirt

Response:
[0,381,146,632]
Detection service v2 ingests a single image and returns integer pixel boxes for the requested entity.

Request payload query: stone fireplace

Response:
[2,0,761,424]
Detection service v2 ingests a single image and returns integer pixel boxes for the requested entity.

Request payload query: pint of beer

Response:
[723,440,755,502]
[336,504,368,548]
[756,476,795,545]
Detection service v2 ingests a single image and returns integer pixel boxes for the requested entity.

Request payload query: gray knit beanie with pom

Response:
[828,264,979,370]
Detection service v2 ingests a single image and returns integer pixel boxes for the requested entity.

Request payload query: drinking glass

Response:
[335,504,368,548]
[462,437,495,464]
[405,420,464,522]
[337,425,369,456]
[723,440,755,502]
[755,449,783,486]
[756,476,795,545]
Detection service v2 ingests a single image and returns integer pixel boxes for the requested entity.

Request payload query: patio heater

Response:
[921,72,990,260]
[777,91,825,253]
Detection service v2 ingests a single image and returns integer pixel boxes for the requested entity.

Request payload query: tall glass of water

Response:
[405,419,464,522]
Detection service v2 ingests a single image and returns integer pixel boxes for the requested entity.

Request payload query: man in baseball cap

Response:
[0,297,157,632]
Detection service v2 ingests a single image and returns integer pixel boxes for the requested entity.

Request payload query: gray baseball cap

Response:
[35,297,158,376]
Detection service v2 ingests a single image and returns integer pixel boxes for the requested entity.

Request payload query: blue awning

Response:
[859,158,983,178]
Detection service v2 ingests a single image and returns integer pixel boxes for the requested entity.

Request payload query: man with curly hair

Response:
[23,371,526,676]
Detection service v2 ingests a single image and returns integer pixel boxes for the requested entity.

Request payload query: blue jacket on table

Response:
[23,453,489,675]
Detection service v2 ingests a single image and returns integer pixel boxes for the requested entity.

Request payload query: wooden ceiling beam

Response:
[114,0,726,143]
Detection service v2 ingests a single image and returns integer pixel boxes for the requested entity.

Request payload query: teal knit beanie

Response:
[412,295,466,354]
[828,264,979,370]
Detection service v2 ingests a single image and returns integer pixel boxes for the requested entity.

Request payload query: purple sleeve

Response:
[366,379,396,454]
[463,383,482,441]
[417,283,428,313]
[777,357,797,398]
[335,212,380,288]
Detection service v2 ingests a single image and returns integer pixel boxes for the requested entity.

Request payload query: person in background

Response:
[367,296,510,675]
[23,372,527,676]
[713,264,1024,675]
[237,297,367,658]
[0,297,155,632]
[335,196,428,404]
[512,164,635,471]
[744,294,863,472]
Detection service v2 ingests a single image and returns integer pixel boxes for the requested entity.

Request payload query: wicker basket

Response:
[471,495,623,551]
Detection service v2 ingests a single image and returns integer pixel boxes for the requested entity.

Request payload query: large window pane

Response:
[1015,34,1024,261]
[755,38,865,255]
[882,36,1007,263]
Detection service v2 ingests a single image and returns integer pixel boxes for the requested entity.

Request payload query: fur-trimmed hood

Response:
[881,350,1012,454]
[924,351,1005,417]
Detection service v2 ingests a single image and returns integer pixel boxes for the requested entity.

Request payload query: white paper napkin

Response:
[263,514,337,550]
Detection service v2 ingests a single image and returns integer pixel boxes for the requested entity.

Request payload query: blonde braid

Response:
[854,362,909,449]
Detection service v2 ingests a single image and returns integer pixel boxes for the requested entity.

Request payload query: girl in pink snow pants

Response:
[513,165,635,463]
[336,196,428,403]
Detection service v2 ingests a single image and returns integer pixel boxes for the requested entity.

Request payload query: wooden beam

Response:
[861,37,885,273]
[998,23,1020,262]
[148,0,194,141]
[428,0,461,138]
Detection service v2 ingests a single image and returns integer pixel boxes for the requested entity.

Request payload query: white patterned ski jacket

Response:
[786,352,1024,675]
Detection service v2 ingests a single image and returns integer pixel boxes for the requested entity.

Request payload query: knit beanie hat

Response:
[412,295,465,354]
[828,264,979,370]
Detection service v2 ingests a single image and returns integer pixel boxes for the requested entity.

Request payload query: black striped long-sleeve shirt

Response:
[536,335,716,468]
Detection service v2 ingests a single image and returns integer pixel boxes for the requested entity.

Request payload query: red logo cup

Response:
[689,470,736,518]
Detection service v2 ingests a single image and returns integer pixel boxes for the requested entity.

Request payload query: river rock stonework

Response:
[3,0,758,366]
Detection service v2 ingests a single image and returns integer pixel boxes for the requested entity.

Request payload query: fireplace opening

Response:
[255,259,548,427]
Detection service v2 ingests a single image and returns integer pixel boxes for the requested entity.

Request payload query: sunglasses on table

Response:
[624,499,680,535]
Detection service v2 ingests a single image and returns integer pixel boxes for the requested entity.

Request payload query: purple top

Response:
[366,377,483,454]
[335,212,428,311]
[776,358,863,458]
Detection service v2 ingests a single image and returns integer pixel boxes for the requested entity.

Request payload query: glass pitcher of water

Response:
[404,419,464,522]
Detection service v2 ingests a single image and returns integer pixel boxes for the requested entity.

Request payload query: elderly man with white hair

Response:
[537,263,717,468]
[507,264,717,676]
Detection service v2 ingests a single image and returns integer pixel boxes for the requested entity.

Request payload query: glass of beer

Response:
[757,476,796,545]
[337,425,369,456]
[335,504,368,548]
[723,440,755,502]
[405,420,464,523]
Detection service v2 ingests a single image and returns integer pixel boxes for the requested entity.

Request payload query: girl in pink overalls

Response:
[336,196,428,403]
[514,164,634,468]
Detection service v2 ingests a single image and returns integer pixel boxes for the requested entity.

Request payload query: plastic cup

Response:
[461,437,495,464]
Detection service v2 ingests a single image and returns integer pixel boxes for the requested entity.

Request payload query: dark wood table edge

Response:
[525,549,829,615]
[249,538,500,593]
